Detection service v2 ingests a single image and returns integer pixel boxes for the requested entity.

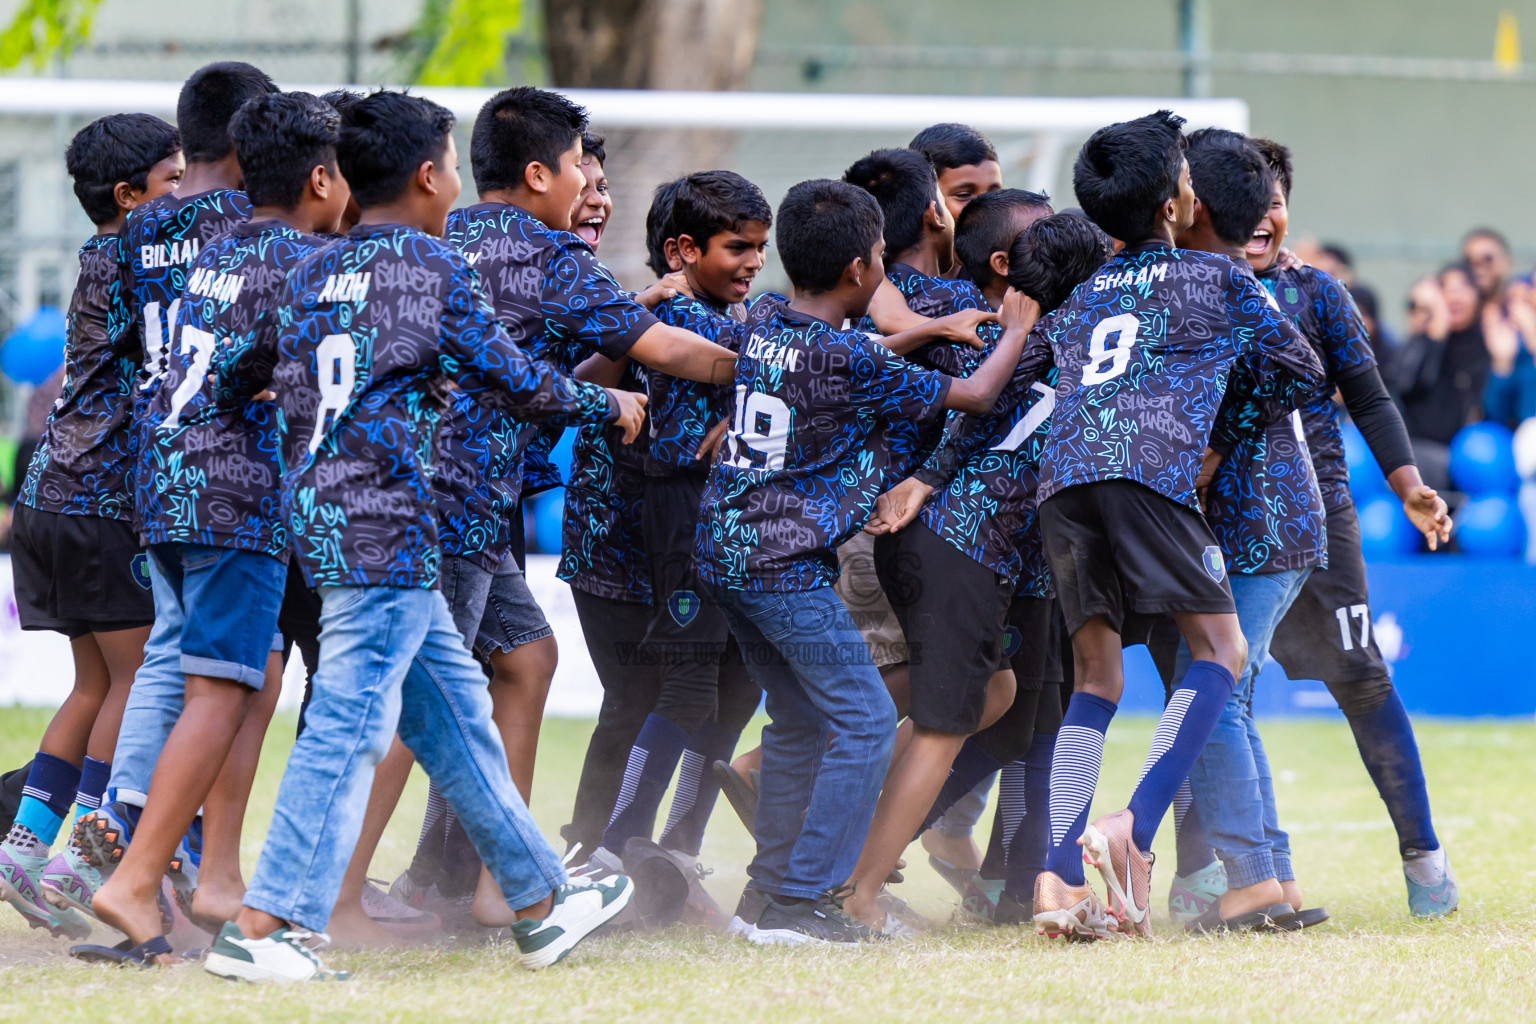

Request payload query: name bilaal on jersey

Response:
[139,220,327,558]
[434,202,657,568]
[226,223,614,590]
[1029,242,1325,512]
[695,298,951,592]
[20,234,137,520]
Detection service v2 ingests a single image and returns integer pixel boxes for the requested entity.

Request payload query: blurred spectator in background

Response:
[1462,228,1512,302]
[1464,228,1536,427]
[1394,263,1490,489]
[0,365,64,547]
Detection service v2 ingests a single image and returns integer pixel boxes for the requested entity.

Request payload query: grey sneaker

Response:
[1404,847,1459,918]
[509,874,634,969]
[204,921,349,984]
[749,888,878,946]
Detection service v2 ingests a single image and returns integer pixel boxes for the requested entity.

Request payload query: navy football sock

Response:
[603,713,690,853]
[996,761,1028,859]
[1044,693,1116,886]
[1345,688,1438,854]
[1126,660,1236,853]
[1172,779,1218,877]
[72,756,111,822]
[1004,731,1055,903]
[920,738,1003,837]
[658,719,740,858]
[11,752,82,850]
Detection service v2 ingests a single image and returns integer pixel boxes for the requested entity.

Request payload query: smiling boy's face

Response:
[682,220,769,307]
[573,152,610,250]
[1245,181,1288,272]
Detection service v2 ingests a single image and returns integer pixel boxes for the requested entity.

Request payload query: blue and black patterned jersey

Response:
[1029,242,1325,511]
[1258,263,1376,511]
[222,223,616,589]
[559,361,653,603]
[1204,411,1327,575]
[436,202,657,563]
[868,263,992,375]
[916,319,1061,594]
[695,298,951,592]
[20,235,137,520]
[138,220,324,558]
[644,293,748,477]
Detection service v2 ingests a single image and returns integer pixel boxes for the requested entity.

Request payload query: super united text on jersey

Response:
[221,223,616,589]
[695,298,951,592]
[139,219,326,558]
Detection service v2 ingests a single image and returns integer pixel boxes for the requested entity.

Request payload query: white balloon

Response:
[1516,417,1536,480]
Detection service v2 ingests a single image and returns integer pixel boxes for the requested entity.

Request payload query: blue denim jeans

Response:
[707,582,896,900]
[242,585,566,931]
[1176,567,1311,889]
[106,555,185,807]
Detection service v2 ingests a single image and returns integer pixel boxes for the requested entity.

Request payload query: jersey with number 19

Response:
[1031,242,1325,511]
[138,219,326,558]
[694,298,951,592]
[222,223,617,590]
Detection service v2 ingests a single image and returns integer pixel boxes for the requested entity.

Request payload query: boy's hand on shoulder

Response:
[998,287,1042,335]
[864,477,933,535]
[608,389,649,444]
[1276,247,1306,272]
[933,307,1000,349]
[635,272,693,310]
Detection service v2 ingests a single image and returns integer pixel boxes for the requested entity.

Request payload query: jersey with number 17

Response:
[138,219,326,559]
[1027,241,1325,512]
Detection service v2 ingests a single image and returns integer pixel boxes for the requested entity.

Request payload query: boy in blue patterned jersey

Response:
[199,92,642,982]
[76,93,352,961]
[696,179,1038,945]
[998,111,1326,941]
[909,122,1004,226]
[589,171,770,889]
[386,88,738,927]
[1141,128,1329,934]
[1249,139,1457,917]
[0,114,182,938]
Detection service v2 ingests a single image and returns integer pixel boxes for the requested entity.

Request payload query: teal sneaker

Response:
[1404,847,1459,918]
[1168,860,1227,927]
[510,873,633,970]
[0,845,91,938]
[204,921,349,984]
[958,875,1005,923]
[40,843,101,918]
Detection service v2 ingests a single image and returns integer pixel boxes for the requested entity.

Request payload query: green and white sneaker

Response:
[510,874,633,970]
[204,921,349,984]
[1168,860,1228,927]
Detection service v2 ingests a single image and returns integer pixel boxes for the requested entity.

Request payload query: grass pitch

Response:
[0,705,1528,1023]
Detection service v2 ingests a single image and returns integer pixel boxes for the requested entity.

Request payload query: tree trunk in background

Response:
[541,0,763,282]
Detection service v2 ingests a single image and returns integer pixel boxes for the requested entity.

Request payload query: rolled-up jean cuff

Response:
[111,788,150,807]
[1272,851,1294,884]
[270,631,285,653]
[1223,848,1277,890]
[476,622,552,656]
[180,654,265,690]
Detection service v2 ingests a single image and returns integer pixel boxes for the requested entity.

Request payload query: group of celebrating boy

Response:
[0,60,1460,982]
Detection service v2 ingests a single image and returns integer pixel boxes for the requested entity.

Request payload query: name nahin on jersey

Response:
[185,266,245,304]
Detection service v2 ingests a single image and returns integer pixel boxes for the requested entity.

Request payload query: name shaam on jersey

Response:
[1092,263,1169,291]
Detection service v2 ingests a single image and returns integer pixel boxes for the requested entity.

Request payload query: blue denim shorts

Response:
[148,542,287,689]
[439,553,551,659]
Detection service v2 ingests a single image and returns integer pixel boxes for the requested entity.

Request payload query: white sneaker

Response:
[509,874,633,970]
[204,921,348,983]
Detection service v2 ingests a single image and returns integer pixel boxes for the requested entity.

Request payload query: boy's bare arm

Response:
[627,322,737,384]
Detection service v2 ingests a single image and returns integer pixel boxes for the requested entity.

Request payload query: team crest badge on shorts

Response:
[1201,546,1226,583]
[1001,625,1023,659]
[130,553,152,591]
[668,589,701,627]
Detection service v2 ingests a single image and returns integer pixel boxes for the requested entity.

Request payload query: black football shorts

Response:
[10,504,153,638]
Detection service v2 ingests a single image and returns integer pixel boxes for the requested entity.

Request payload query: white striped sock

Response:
[998,761,1029,860]
[606,747,649,828]
[661,749,707,837]
[1137,688,1196,787]
[1049,725,1106,847]
[1172,778,1194,833]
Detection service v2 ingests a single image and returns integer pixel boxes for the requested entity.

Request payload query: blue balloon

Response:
[1455,494,1526,558]
[529,491,565,555]
[1449,421,1519,495]
[1357,495,1419,559]
[1342,420,1387,501]
[0,306,67,386]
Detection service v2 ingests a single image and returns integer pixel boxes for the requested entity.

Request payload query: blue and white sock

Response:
[71,756,111,823]
[658,719,740,858]
[1005,731,1055,903]
[1044,693,1116,886]
[996,761,1028,858]
[9,752,82,854]
[1126,660,1236,852]
[1345,688,1438,855]
[1172,778,1218,877]
[602,713,690,853]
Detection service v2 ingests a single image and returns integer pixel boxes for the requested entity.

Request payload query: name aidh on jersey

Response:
[140,239,199,269]
[1092,263,1169,291]
[185,266,245,304]
[317,272,372,303]
[744,332,802,372]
